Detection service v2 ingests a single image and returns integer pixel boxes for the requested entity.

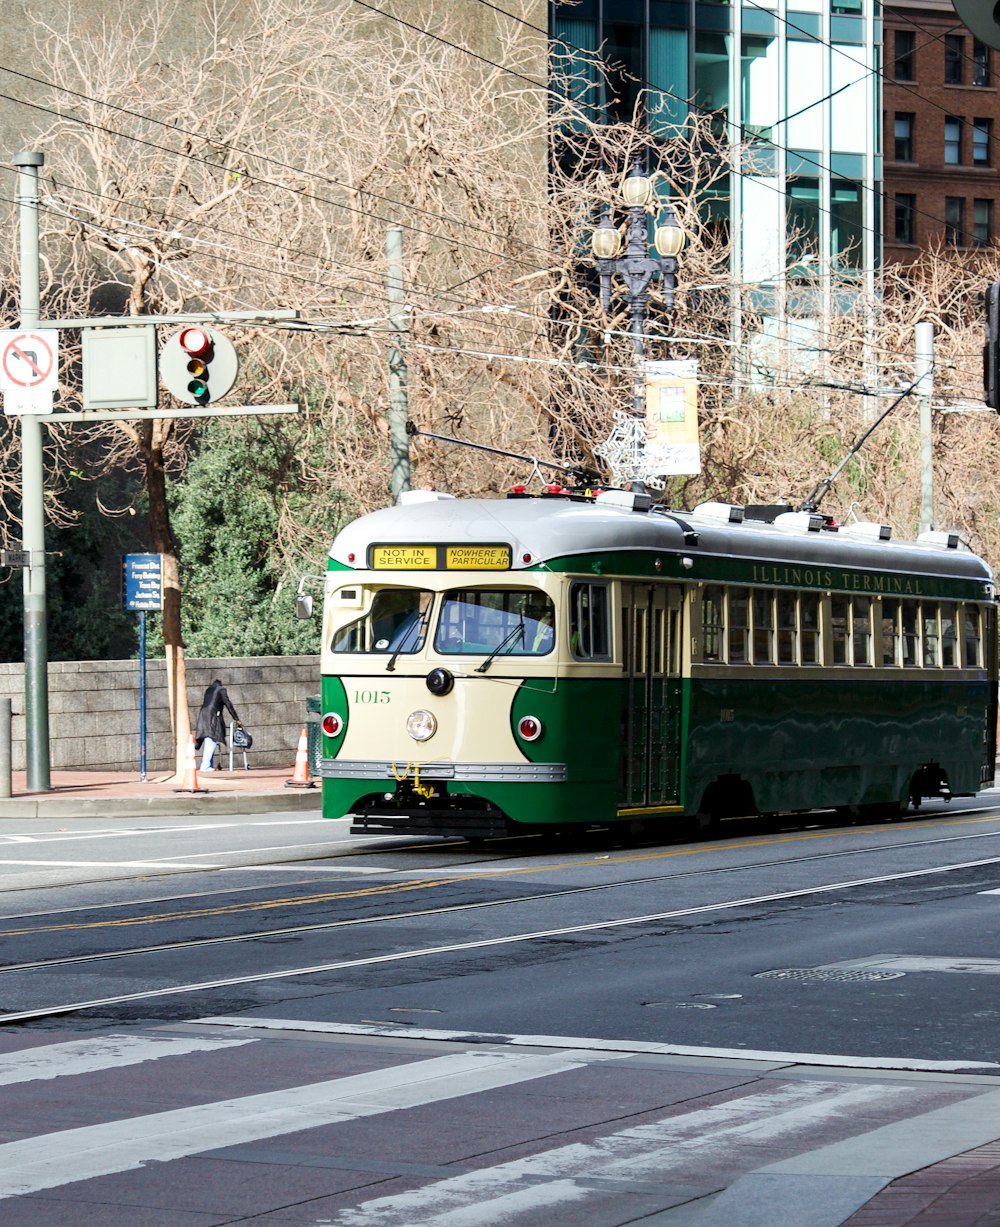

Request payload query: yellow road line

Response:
[1,810,996,938]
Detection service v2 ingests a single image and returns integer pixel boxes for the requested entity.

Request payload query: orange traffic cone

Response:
[174,735,207,794]
[286,725,316,788]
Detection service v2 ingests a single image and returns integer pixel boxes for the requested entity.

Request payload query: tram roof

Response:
[330,494,994,586]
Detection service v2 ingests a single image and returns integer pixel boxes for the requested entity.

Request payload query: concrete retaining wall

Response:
[0,655,321,772]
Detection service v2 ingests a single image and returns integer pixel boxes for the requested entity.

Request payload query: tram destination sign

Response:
[370,543,512,570]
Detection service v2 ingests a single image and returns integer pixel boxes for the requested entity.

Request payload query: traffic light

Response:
[160,326,239,405]
[984,282,1000,411]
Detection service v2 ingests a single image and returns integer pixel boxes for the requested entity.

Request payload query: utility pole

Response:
[387,225,410,500]
[15,151,49,792]
[915,320,934,535]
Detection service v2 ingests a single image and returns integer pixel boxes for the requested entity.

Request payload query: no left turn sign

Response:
[0,330,58,392]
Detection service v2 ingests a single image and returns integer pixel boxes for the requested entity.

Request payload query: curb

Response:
[0,790,323,820]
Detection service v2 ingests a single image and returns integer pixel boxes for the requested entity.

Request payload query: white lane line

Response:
[7,851,1000,1026]
[0,820,332,846]
[0,859,219,870]
[0,1049,599,1200]
[0,1033,257,1086]
[201,1018,1000,1073]
[327,1081,910,1227]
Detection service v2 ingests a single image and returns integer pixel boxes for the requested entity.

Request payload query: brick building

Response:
[883,0,1000,262]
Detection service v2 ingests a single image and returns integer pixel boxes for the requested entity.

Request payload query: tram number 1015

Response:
[354,689,392,705]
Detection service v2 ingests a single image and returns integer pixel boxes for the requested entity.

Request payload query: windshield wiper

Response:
[475,618,525,674]
[386,608,430,672]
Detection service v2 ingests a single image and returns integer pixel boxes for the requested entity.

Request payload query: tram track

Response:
[5,844,1000,1027]
[2,811,1000,979]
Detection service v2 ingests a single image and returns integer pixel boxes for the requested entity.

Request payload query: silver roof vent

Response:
[595,489,652,513]
[773,511,824,533]
[917,529,963,551]
[841,521,892,542]
[693,501,745,524]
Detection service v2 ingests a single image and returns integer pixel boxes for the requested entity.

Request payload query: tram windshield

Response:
[332,588,432,654]
[434,589,555,656]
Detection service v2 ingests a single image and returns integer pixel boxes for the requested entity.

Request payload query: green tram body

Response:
[316,491,998,838]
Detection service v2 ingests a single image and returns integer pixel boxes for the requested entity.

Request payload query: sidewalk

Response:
[0,765,322,819]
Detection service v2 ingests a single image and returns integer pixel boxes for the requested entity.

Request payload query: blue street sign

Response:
[123,553,163,611]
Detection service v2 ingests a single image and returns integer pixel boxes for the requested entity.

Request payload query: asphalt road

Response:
[3,797,1000,1224]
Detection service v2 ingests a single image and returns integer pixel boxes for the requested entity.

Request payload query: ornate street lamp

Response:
[591,163,685,482]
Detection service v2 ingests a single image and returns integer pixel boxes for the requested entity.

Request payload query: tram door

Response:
[619,583,682,809]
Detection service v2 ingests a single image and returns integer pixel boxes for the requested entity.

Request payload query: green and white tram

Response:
[308,488,997,839]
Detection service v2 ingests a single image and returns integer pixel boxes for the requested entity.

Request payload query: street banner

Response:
[643,359,700,476]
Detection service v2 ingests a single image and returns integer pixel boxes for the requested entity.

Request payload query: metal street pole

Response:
[15,151,49,792]
[915,320,934,535]
[387,225,410,500]
[592,165,683,484]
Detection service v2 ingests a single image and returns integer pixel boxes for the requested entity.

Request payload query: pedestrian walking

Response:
[195,678,241,772]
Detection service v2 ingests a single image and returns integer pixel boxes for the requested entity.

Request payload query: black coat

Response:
[195,680,240,746]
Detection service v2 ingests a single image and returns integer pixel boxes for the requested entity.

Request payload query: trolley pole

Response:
[15,151,50,792]
[387,225,410,501]
[915,321,934,535]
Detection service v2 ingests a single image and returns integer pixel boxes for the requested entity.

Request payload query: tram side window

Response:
[569,583,612,660]
[881,599,900,666]
[830,595,849,664]
[921,605,940,668]
[901,600,919,667]
[777,591,797,664]
[752,590,774,664]
[728,587,749,663]
[940,603,958,667]
[702,585,724,662]
[962,605,982,667]
[800,593,820,664]
[853,596,872,666]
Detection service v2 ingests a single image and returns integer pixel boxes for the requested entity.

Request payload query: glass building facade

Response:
[550,0,881,334]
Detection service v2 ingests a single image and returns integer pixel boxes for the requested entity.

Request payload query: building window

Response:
[974,118,992,165]
[945,34,964,84]
[974,39,991,86]
[945,197,966,245]
[894,112,914,161]
[974,198,992,245]
[895,193,916,244]
[894,30,915,80]
[945,116,962,165]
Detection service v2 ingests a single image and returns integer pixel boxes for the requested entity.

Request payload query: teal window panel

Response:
[650,26,690,130]
[696,5,732,31]
[786,12,821,40]
[831,16,864,43]
[787,148,822,175]
[551,18,600,126]
[651,1,689,26]
[831,152,865,178]
[742,7,776,34]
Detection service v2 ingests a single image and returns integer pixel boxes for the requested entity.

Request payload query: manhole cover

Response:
[755,967,906,984]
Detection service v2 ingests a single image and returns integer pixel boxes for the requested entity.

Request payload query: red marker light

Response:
[322,712,344,737]
[517,715,543,742]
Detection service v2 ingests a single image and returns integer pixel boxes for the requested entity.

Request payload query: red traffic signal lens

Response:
[178,328,212,360]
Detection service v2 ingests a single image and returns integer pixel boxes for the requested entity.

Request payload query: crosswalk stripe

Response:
[328,1081,911,1227]
[0,1049,603,1200]
[0,1033,257,1086]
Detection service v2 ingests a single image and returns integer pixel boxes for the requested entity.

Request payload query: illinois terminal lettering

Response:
[751,563,925,595]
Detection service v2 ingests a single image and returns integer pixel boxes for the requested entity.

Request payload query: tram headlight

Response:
[406,709,437,742]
